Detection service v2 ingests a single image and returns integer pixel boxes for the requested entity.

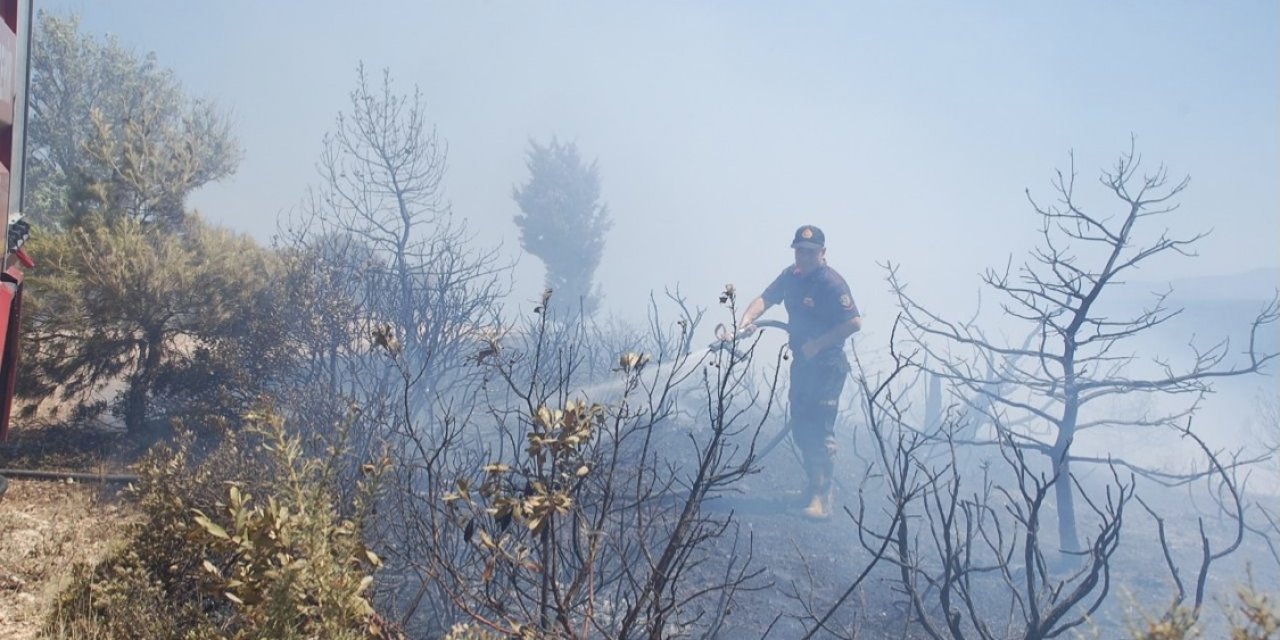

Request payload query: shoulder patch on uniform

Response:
[840,294,854,309]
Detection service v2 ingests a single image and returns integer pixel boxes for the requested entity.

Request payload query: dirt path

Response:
[0,478,137,639]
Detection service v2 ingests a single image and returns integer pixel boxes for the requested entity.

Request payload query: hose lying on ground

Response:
[0,468,138,483]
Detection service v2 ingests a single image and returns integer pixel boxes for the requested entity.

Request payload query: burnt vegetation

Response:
[9,13,1280,640]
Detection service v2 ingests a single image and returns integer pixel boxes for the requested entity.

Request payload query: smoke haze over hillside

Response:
[41,1,1280,327]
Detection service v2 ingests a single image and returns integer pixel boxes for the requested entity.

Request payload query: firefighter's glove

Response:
[7,220,30,253]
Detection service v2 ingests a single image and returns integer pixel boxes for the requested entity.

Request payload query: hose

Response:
[0,468,138,483]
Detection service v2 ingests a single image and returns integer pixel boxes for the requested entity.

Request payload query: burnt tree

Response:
[891,145,1278,553]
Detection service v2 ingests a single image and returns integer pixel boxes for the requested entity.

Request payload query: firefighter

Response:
[736,225,862,519]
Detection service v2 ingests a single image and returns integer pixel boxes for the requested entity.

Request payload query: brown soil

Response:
[0,478,138,639]
[0,421,143,640]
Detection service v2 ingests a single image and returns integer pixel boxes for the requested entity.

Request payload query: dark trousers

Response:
[788,350,848,471]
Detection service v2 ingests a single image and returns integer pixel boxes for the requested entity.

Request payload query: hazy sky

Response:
[40,1,1280,325]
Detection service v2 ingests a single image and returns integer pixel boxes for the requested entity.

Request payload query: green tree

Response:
[22,214,275,435]
[26,11,238,229]
[512,138,612,317]
[18,13,257,437]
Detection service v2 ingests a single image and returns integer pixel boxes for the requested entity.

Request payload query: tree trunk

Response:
[123,365,148,434]
[925,372,942,430]
[1056,347,1082,554]
[1051,440,1081,554]
[124,329,165,436]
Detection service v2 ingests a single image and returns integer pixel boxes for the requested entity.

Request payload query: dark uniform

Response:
[761,262,859,461]
[754,225,860,515]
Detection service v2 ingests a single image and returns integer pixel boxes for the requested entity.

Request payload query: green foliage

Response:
[45,429,264,638]
[189,409,392,639]
[27,11,239,229]
[512,138,612,317]
[45,557,213,640]
[20,12,268,437]
[45,411,398,639]
[442,623,513,640]
[21,214,279,434]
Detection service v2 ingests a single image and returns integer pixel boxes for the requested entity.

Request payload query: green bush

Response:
[189,409,390,639]
[44,408,398,639]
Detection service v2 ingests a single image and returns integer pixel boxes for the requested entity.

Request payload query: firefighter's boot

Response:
[802,470,833,520]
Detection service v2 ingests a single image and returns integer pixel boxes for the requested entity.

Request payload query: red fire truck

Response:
[0,0,34,442]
